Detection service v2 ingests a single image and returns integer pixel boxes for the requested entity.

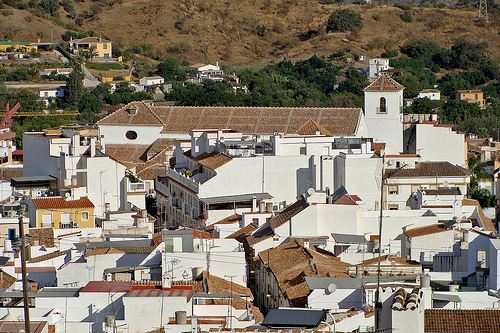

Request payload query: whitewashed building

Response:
[417,89,441,100]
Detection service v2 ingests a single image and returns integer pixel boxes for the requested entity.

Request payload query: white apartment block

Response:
[369,58,390,79]
[23,127,146,218]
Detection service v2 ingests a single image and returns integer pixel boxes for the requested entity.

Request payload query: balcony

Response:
[164,168,199,193]
[128,181,146,193]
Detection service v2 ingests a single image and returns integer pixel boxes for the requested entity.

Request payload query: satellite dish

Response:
[325,283,337,295]
[387,160,393,166]
[307,188,315,196]
[8,196,14,204]
[65,192,71,198]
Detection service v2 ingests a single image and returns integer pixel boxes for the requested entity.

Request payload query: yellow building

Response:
[0,41,37,52]
[29,196,95,229]
[70,36,112,59]
[456,89,486,109]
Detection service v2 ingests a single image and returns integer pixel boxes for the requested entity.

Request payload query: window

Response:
[81,212,89,221]
[378,97,387,113]
[388,204,399,210]
[299,147,307,155]
[42,213,53,228]
[7,228,16,241]
[252,218,259,225]
[477,250,487,268]
[103,43,108,49]
[388,185,399,195]
[125,130,138,140]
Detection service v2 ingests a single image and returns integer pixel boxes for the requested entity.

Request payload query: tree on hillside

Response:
[65,68,85,106]
[326,9,363,33]
[39,0,60,16]
[157,57,187,82]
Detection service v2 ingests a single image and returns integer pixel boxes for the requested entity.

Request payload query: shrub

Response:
[394,3,412,10]
[372,14,381,21]
[255,24,268,37]
[326,9,363,33]
[167,40,192,54]
[381,49,398,58]
[400,10,413,23]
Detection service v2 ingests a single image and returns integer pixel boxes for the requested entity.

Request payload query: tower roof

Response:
[364,75,404,92]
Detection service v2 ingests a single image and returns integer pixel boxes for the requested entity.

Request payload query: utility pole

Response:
[374,154,385,331]
[18,206,30,333]
[224,275,236,329]
[478,0,488,23]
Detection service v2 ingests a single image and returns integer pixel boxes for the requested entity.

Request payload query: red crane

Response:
[2,102,20,128]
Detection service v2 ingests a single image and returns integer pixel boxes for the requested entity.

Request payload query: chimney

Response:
[90,137,96,157]
[99,35,102,42]
[251,196,257,212]
[303,239,310,249]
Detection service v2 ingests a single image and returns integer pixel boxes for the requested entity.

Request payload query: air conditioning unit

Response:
[72,222,80,228]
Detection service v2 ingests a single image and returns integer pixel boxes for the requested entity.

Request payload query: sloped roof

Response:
[195,152,232,170]
[227,222,258,240]
[246,197,309,246]
[364,75,405,92]
[462,198,496,233]
[385,162,470,178]
[295,119,332,136]
[361,255,420,266]
[257,239,348,306]
[97,102,363,136]
[32,196,94,209]
[81,281,132,293]
[403,223,454,239]
[28,250,70,263]
[425,309,500,333]
[334,194,362,205]
[423,187,462,195]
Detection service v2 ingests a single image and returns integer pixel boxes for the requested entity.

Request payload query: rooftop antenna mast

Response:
[478,0,488,23]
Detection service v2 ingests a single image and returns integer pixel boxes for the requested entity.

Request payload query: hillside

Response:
[1,1,499,66]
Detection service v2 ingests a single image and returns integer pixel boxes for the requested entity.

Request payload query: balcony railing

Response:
[128,181,146,193]
[165,168,199,193]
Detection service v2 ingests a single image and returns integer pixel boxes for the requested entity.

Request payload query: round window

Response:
[125,130,138,140]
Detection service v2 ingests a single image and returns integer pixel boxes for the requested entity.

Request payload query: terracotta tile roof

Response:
[84,246,154,257]
[246,197,309,246]
[257,239,348,306]
[207,214,241,231]
[385,162,470,178]
[105,144,150,166]
[462,198,496,233]
[0,167,23,181]
[15,266,55,273]
[0,270,16,289]
[98,102,363,136]
[424,309,500,333]
[295,119,332,136]
[361,255,420,266]
[391,287,421,311]
[403,223,453,238]
[29,228,55,247]
[196,152,232,170]
[422,187,462,195]
[364,75,405,92]
[334,194,362,205]
[28,250,70,263]
[80,281,133,293]
[31,196,94,209]
[227,222,258,240]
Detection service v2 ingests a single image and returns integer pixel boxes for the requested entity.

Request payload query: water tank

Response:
[105,315,115,328]
[191,266,204,280]
[449,284,459,292]
[63,178,70,187]
[175,311,187,324]
[266,202,273,213]
[258,201,266,213]
[71,175,78,186]
[421,274,431,288]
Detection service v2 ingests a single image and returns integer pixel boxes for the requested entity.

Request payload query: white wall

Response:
[416,124,466,167]
[489,240,500,289]
[199,155,314,205]
[99,125,163,145]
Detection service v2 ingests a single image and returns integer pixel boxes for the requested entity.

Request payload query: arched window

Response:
[125,130,138,140]
[379,97,387,113]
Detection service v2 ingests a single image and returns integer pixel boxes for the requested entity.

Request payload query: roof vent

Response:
[127,105,138,115]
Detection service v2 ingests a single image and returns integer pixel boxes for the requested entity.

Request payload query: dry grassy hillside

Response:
[0,8,65,42]
[2,0,499,65]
